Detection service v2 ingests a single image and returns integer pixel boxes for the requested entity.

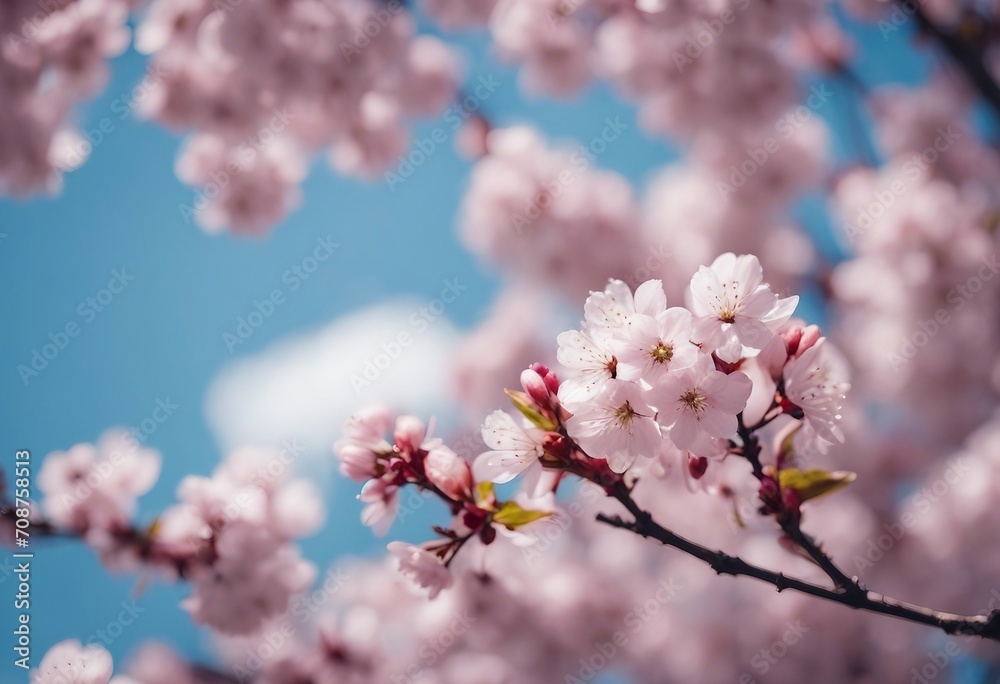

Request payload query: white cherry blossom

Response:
[687,253,799,363]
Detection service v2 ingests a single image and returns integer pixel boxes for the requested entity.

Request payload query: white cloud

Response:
[204,300,461,472]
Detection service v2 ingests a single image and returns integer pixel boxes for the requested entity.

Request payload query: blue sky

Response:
[0,11,936,682]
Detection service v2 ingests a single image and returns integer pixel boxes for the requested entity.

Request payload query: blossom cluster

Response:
[0,0,460,234]
[0,0,133,195]
[35,435,323,635]
[426,0,820,142]
[137,0,460,234]
[334,406,553,599]
[336,253,851,598]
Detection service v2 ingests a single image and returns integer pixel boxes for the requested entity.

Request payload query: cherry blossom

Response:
[31,640,113,684]
[334,404,394,481]
[473,409,547,485]
[564,381,661,472]
[687,252,799,362]
[387,541,454,599]
[646,356,752,454]
[13,0,1000,672]
[358,478,400,536]
[425,446,474,501]
[610,308,700,384]
[37,430,160,538]
[555,329,617,403]
[782,337,850,448]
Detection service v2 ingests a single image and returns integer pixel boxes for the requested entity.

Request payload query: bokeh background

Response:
[0,4,988,683]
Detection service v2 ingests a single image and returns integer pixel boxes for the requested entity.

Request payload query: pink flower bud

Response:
[531,362,560,394]
[338,444,379,482]
[781,324,822,359]
[521,368,550,408]
[796,325,823,357]
[425,447,473,501]
[758,476,782,514]
[394,415,426,454]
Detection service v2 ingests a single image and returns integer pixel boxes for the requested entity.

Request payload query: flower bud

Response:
[758,476,782,514]
[530,362,560,395]
[520,368,551,408]
[541,433,571,464]
[426,447,473,501]
[338,444,379,481]
[781,324,822,359]
[394,415,426,454]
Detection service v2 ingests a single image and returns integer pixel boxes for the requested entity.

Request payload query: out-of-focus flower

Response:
[37,430,160,537]
[387,541,453,599]
[32,640,114,684]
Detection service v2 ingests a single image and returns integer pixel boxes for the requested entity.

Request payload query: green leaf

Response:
[505,389,557,431]
[778,468,857,504]
[475,481,495,507]
[492,501,553,530]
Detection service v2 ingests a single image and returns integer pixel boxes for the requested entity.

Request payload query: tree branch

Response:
[733,415,860,593]
[900,1,1000,120]
[595,480,1000,641]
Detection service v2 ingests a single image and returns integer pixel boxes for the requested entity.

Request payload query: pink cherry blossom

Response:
[474,410,547,485]
[783,337,850,448]
[359,478,400,537]
[564,381,662,472]
[425,446,474,501]
[422,0,498,30]
[610,308,700,384]
[37,430,160,537]
[555,329,617,404]
[32,640,113,684]
[584,279,668,341]
[183,521,316,635]
[387,541,453,599]
[646,356,752,454]
[687,252,799,363]
[459,127,644,300]
[334,405,394,481]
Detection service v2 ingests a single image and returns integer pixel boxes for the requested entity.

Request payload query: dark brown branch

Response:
[595,480,1000,641]
[900,1,1000,120]
[189,664,241,684]
[734,415,860,594]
